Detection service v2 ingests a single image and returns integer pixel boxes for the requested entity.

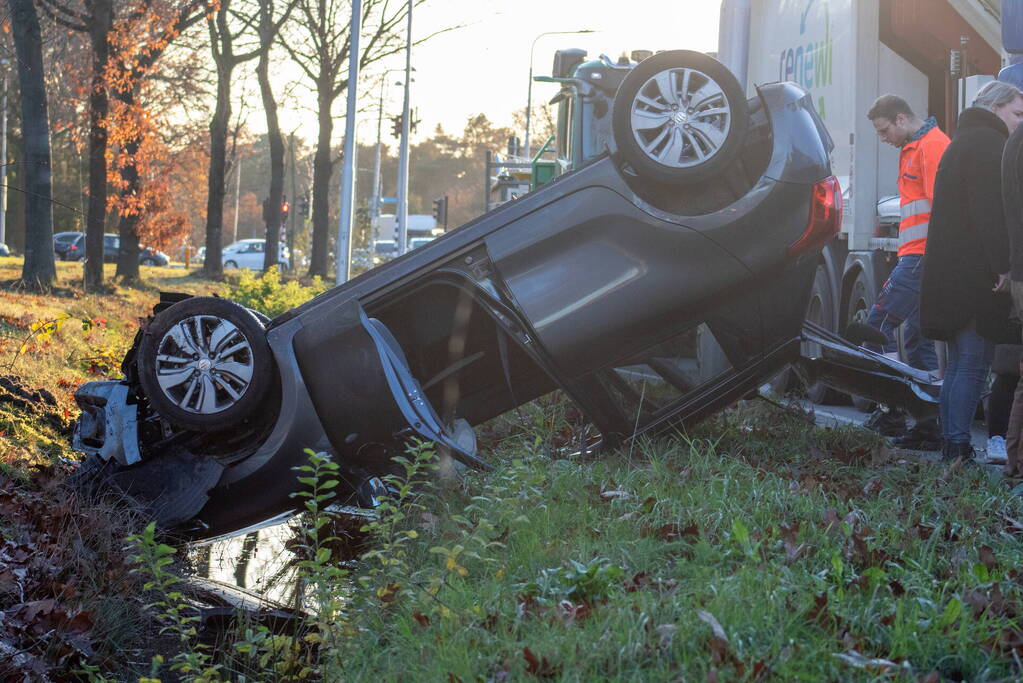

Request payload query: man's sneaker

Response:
[863,408,907,437]
[984,436,1008,464]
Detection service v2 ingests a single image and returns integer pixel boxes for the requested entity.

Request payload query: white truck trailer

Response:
[720,0,1002,374]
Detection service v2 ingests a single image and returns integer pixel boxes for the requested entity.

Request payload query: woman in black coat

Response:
[920,81,1023,461]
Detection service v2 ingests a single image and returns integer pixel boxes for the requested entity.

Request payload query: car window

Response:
[54,234,79,246]
[104,236,120,250]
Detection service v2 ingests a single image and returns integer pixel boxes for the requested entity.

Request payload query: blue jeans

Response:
[865,254,938,371]
[940,323,994,445]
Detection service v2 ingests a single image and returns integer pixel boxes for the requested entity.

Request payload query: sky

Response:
[273,0,722,145]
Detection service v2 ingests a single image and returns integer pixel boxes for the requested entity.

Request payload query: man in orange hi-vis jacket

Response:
[862,94,950,446]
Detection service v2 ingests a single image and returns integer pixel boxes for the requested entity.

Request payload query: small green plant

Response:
[225,266,328,318]
[128,522,223,682]
[517,557,625,605]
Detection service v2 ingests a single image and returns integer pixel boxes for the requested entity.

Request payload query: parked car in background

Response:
[373,239,397,265]
[222,239,290,270]
[57,233,169,266]
[53,231,83,260]
[407,236,435,251]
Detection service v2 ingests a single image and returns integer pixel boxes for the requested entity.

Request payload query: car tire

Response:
[141,257,157,266]
[224,260,238,269]
[76,256,86,262]
[611,50,749,185]
[846,268,878,413]
[136,296,276,432]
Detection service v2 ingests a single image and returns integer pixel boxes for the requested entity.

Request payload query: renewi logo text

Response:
[777,0,833,116]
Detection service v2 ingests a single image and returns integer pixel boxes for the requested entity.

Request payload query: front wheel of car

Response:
[136,296,276,432]
[224,260,238,269]
[141,257,157,266]
[611,50,749,185]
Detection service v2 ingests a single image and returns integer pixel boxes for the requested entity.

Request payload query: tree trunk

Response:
[8,0,54,288]
[114,89,141,282]
[308,84,333,278]
[204,39,231,279]
[85,0,112,289]
[257,12,284,274]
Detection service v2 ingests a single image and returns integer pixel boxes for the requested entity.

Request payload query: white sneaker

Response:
[985,436,1008,464]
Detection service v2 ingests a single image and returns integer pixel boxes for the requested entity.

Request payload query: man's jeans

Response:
[865,254,938,371]
[940,322,994,445]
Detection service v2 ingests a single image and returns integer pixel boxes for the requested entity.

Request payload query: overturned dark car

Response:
[70,51,927,540]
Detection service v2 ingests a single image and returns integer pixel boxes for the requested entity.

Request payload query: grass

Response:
[3,257,1023,679]
[329,400,1023,681]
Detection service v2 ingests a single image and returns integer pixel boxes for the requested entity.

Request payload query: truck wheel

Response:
[137,296,276,432]
[611,50,749,184]
[846,269,878,413]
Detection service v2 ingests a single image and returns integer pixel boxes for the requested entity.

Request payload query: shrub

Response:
[225,267,328,318]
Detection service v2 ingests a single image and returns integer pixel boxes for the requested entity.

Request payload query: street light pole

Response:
[371,68,404,228]
[336,0,362,284]
[524,29,595,159]
[395,0,412,256]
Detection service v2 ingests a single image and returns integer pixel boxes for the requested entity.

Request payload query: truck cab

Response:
[533,49,652,186]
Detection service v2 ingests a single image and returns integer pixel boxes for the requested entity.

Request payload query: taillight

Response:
[69,244,77,251]
[787,176,842,257]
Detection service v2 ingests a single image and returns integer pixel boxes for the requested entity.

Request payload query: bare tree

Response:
[282,0,445,278]
[202,0,260,279]
[254,0,296,272]
[8,0,56,288]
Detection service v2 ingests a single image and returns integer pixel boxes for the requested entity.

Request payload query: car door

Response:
[244,242,264,270]
[103,235,120,263]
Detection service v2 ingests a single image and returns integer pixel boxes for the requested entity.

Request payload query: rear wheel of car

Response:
[141,257,157,266]
[76,256,86,262]
[224,260,238,269]
[611,50,749,185]
[137,297,275,432]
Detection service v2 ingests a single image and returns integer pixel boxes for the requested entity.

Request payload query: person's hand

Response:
[994,273,1011,293]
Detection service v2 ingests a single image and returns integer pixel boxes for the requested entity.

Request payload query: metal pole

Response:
[336,0,362,284]
[372,77,385,227]
[232,151,241,241]
[524,53,534,160]
[395,0,412,256]
[0,62,9,246]
[288,132,297,272]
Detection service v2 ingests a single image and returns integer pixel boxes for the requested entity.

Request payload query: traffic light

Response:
[300,194,310,218]
[432,196,448,229]
[391,114,403,137]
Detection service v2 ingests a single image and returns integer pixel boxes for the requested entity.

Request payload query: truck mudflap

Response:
[793,321,940,419]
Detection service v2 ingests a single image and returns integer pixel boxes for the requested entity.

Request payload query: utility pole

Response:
[395,0,412,256]
[335,0,361,284]
[372,76,386,225]
[232,153,241,242]
[288,132,297,273]
[0,60,9,246]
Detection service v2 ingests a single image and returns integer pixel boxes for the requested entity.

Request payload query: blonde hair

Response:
[973,80,1023,111]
